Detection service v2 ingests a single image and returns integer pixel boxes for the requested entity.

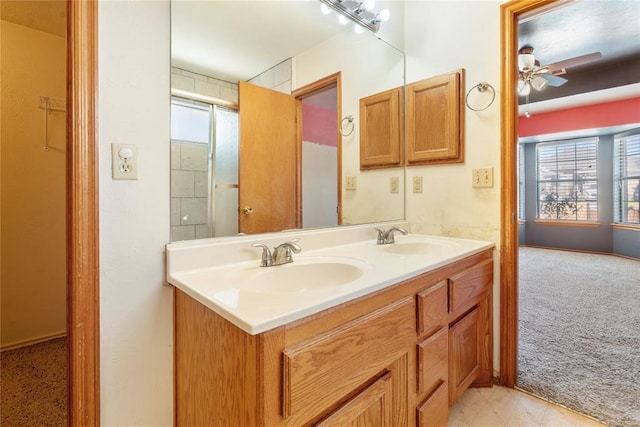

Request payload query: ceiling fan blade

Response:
[545,52,603,73]
[541,74,568,87]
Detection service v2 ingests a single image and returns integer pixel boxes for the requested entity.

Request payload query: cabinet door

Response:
[416,381,448,427]
[448,308,480,405]
[359,87,402,170]
[406,69,464,166]
[316,372,393,427]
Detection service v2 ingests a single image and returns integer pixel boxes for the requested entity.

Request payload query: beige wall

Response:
[0,20,67,349]
[404,0,503,373]
[98,1,173,424]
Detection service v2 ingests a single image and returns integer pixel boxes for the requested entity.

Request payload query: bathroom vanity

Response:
[167,225,494,426]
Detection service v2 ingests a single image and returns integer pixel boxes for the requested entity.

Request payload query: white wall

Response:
[404,0,503,373]
[98,1,173,425]
[1,20,67,349]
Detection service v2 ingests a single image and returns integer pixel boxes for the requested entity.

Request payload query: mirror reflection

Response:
[170,0,405,241]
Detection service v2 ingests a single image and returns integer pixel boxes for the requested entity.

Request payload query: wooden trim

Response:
[67,0,100,425]
[612,223,640,232]
[292,72,343,226]
[532,220,600,228]
[500,0,561,388]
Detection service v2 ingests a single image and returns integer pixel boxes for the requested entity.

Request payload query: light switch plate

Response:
[390,176,399,193]
[412,176,423,193]
[345,175,357,190]
[472,167,493,188]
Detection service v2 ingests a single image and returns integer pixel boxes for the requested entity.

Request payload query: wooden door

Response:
[239,81,298,234]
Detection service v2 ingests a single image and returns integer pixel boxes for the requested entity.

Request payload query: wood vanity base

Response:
[174,249,493,427]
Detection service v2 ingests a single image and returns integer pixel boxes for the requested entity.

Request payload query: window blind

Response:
[614,133,640,224]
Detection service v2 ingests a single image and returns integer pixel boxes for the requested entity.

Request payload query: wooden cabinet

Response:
[359,87,403,170]
[174,249,493,427]
[406,69,464,166]
[449,308,480,405]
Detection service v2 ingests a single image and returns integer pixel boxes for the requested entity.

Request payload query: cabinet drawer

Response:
[282,297,415,423]
[417,327,448,397]
[416,280,448,337]
[316,372,393,427]
[449,259,492,314]
[416,381,448,427]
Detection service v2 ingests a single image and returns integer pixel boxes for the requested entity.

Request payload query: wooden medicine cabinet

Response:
[359,86,403,170]
[406,69,465,165]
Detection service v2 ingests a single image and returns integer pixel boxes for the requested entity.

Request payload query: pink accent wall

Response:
[518,97,640,137]
[302,103,337,147]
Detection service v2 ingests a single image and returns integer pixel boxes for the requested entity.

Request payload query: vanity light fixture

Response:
[319,0,390,34]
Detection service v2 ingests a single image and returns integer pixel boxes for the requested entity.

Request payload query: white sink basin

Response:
[383,238,459,255]
[222,257,369,293]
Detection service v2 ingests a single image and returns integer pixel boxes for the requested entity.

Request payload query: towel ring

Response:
[340,115,355,136]
[465,82,495,111]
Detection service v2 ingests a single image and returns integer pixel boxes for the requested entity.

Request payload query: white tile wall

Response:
[180,143,208,171]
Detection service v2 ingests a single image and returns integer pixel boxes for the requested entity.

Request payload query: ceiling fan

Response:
[517,45,603,97]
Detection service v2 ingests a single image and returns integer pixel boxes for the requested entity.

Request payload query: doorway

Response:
[293,72,343,228]
[1,1,68,423]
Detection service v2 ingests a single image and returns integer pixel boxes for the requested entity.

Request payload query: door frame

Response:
[67,0,100,424]
[292,72,343,226]
[499,0,561,387]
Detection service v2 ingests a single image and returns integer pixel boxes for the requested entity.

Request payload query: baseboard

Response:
[519,244,639,261]
[1,331,67,352]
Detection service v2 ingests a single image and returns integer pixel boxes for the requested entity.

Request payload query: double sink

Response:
[166,226,493,334]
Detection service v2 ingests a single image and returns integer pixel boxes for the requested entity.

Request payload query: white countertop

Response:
[166,224,494,335]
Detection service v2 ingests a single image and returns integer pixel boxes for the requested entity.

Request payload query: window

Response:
[518,144,525,220]
[614,133,640,225]
[536,138,598,221]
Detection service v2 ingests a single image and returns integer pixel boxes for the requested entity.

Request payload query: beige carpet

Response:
[518,247,640,427]
[0,337,67,426]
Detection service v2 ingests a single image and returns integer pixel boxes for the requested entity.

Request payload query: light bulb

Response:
[378,9,390,22]
[531,75,548,91]
[338,14,349,25]
[364,0,375,11]
[518,54,535,71]
[354,24,365,34]
[320,4,331,14]
[519,81,531,97]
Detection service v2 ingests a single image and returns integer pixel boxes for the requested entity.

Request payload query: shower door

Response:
[170,99,239,240]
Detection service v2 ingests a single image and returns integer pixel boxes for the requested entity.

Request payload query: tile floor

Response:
[448,386,607,426]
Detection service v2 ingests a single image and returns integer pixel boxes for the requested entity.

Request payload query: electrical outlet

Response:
[390,176,399,193]
[472,167,493,188]
[345,175,357,190]
[112,143,138,180]
[412,176,423,193]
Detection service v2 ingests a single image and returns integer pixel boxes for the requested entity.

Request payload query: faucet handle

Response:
[375,229,386,245]
[251,243,272,267]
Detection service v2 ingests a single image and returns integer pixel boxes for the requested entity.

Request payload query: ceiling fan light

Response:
[531,75,548,91]
[518,53,535,71]
[519,81,531,97]
[320,3,332,14]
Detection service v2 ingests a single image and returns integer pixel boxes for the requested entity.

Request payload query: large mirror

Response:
[170,0,405,241]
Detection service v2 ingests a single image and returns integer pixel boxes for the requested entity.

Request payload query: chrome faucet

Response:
[251,240,301,267]
[376,227,408,245]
